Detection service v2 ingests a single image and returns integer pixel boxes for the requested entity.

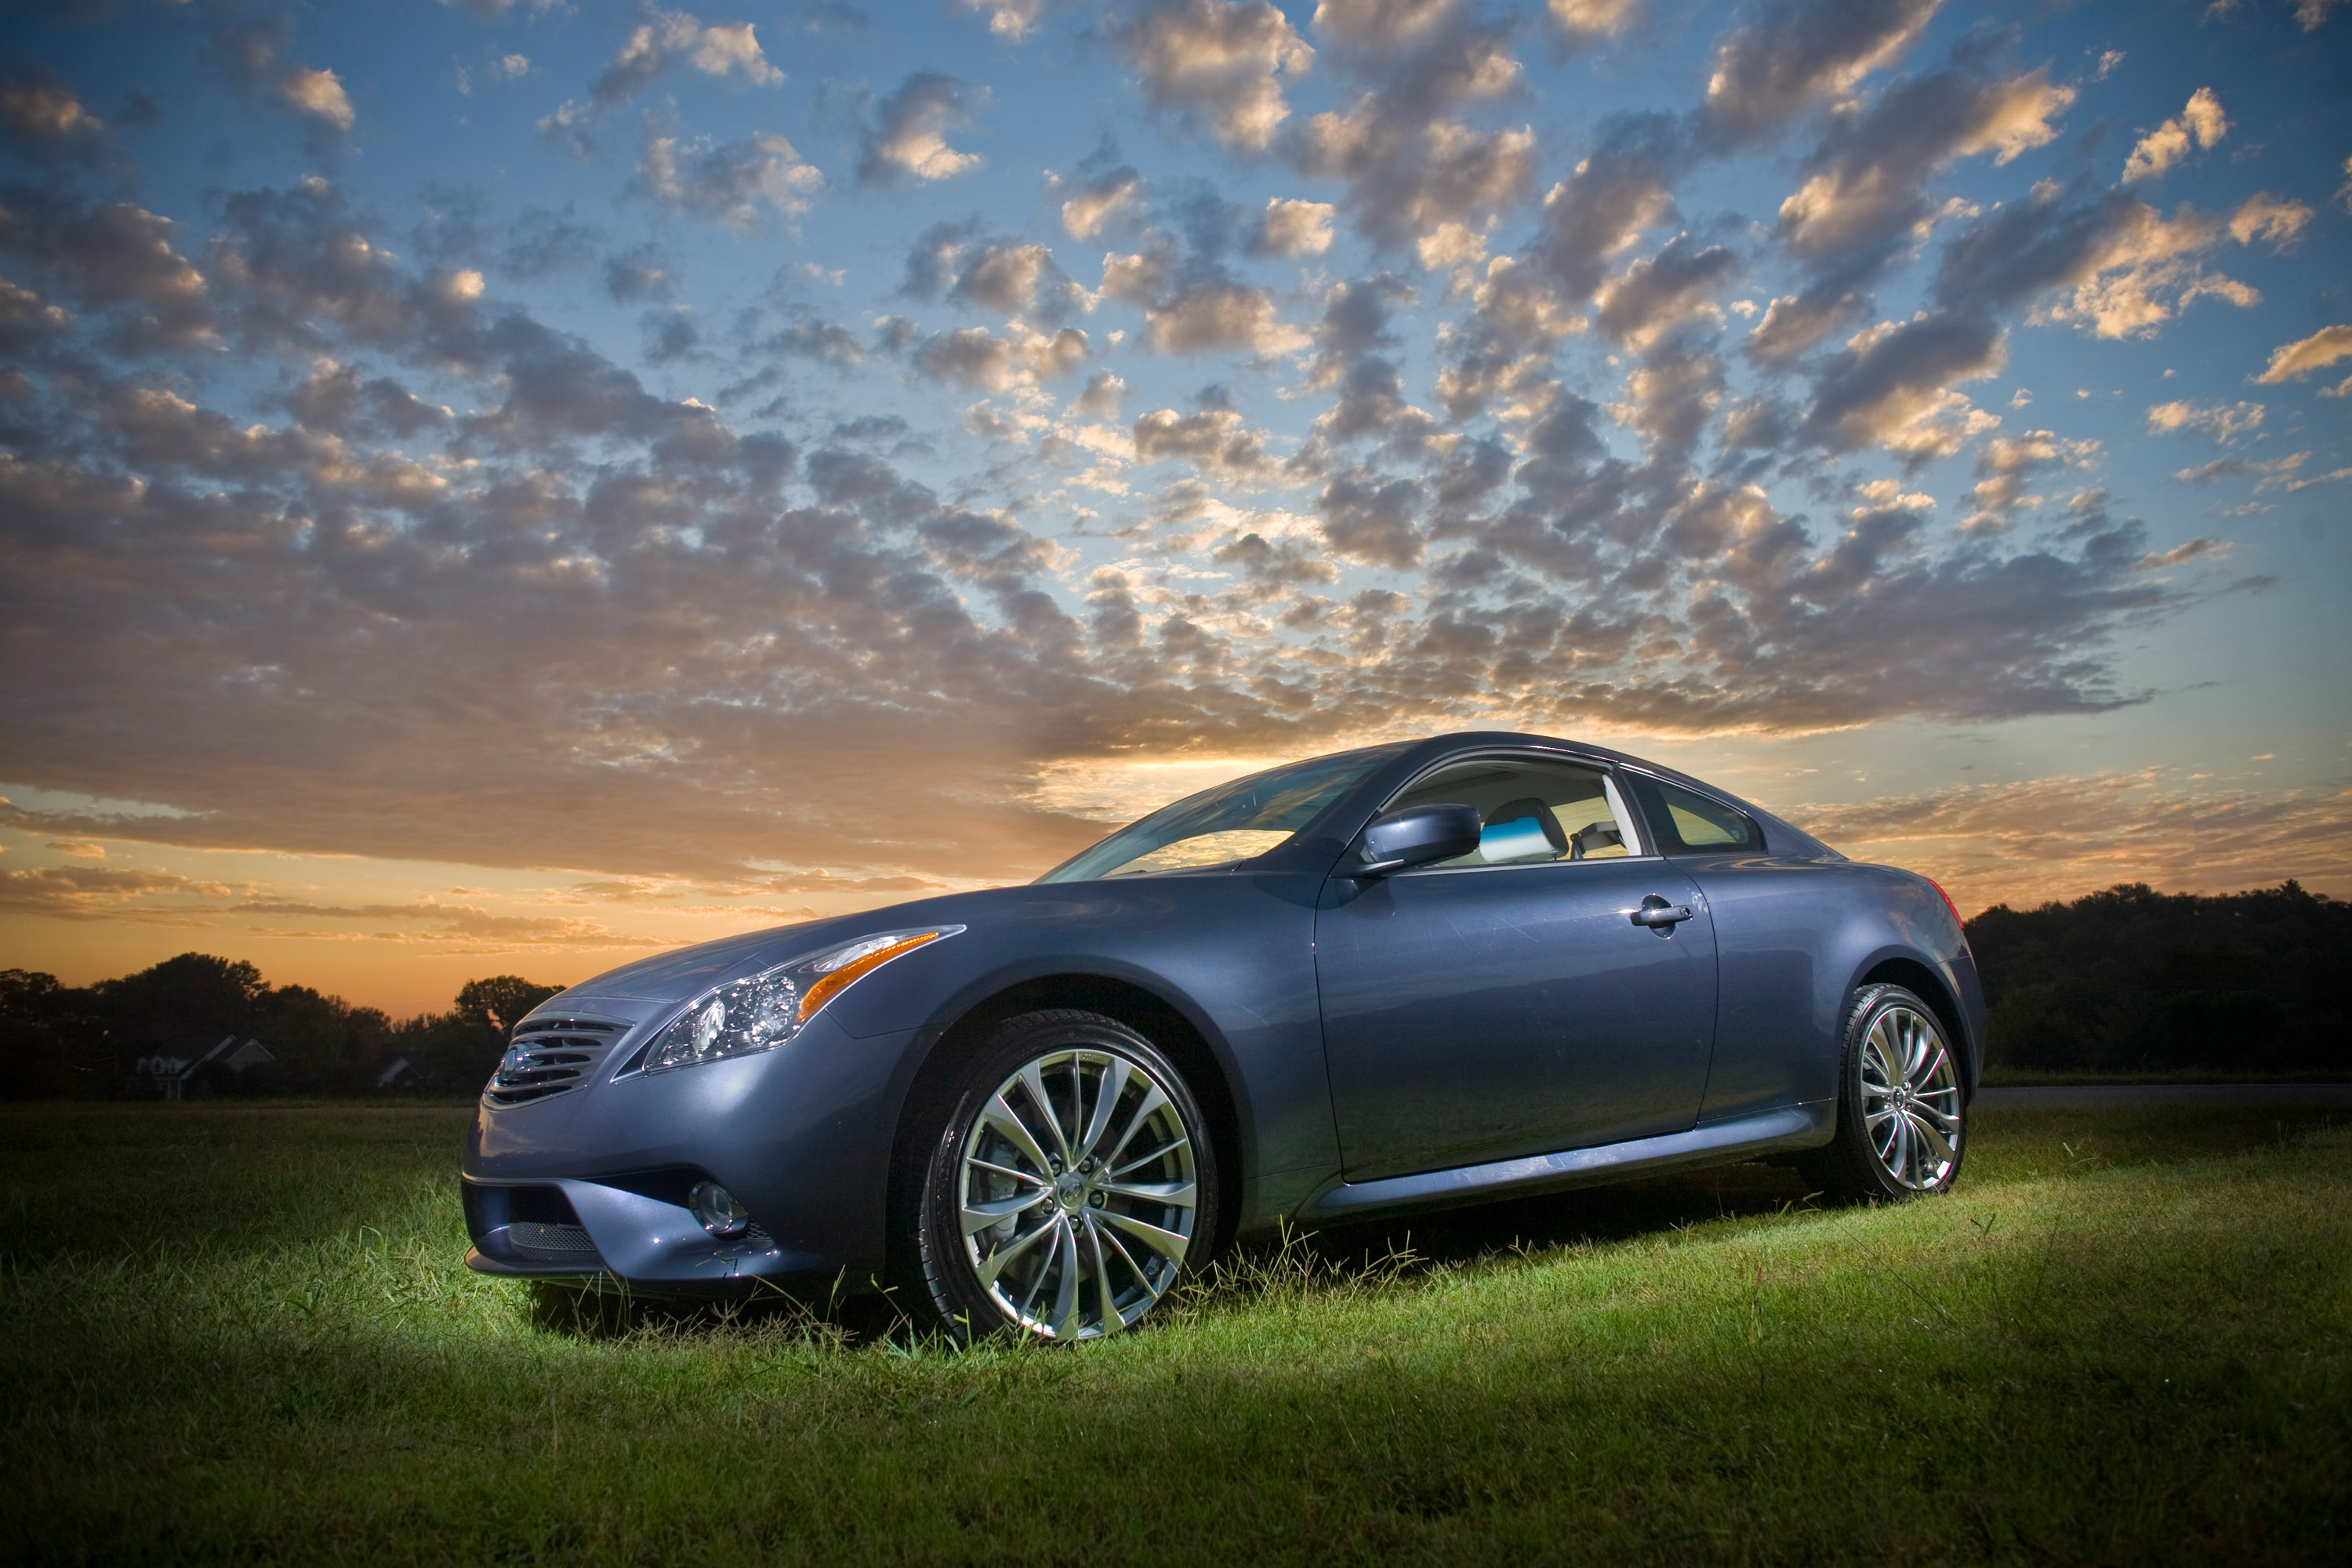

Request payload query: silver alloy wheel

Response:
[956,1046,1200,1339]
[1859,1002,1963,1190]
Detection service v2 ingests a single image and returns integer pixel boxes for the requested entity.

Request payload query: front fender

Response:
[815,873,1338,1235]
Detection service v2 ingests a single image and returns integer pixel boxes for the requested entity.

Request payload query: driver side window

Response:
[1388,757,1645,867]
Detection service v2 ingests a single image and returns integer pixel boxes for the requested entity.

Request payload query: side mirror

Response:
[1352,803,1483,877]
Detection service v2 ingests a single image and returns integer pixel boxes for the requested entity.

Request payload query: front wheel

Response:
[904,1011,1218,1341]
[1801,984,1967,1202]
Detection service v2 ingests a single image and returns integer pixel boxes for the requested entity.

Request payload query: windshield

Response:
[1036,746,1400,883]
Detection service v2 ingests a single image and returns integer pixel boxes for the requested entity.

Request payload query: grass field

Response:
[3,1102,2347,1564]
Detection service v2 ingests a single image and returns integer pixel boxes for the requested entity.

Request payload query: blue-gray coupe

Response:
[463,731,1983,1339]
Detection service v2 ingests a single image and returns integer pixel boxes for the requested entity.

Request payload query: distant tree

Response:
[453,976,561,1036]
[0,971,92,1099]
[1966,881,2352,1074]
[89,953,268,1056]
[412,975,563,1090]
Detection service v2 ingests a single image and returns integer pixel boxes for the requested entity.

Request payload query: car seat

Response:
[1484,797,1570,857]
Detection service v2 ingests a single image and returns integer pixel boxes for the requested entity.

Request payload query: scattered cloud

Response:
[278,67,355,131]
[1700,0,1941,145]
[636,132,822,227]
[1250,197,1337,257]
[2145,398,2263,439]
[2255,324,2352,392]
[858,72,986,183]
[1144,281,1310,354]
[2122,86,2226,182]
[1059,166,1142,239]
[1112,0,1314,153]
[542,9,783,150]
[1791,772,2352,914]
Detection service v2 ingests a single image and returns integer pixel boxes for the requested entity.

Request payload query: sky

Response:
[1,0,2347,1016]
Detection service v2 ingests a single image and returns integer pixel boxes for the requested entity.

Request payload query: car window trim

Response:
[1369,747,1657,871]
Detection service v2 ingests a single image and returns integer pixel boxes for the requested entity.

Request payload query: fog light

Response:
[688,1180,749,1236]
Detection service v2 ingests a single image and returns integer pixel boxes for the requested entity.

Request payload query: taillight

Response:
[1926,877,1965,931]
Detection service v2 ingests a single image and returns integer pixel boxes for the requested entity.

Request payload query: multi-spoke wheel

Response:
[905,1011,1216,1341]
[1800,983,1967,1202]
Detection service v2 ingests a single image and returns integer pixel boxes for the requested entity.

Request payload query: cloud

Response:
[964,0,1057,39]
[2123,88,2226,182]
[1112,0,1314,153]
[903,227,1081,320]
[760,315,869,368]
[1304,274,1434,448]
[2171,449,2330,492]
[1700,0,1940,145]
[1526,111,1692,303]
[1132,406,1277,477]
[1548,0,1639,45]
[952,242,1070,317]
[1934,184,2305,340]
[0,865,241,920]
[0,186,213,349]
[1074,372,1124,419]
[1144,281,1309,354]
[1744,285,1867,361]
[858,72,986,183]
[0,71,104,144]
[1963,429,2099,531]
[1059,166,1142,239]
[1607,345,1723,454]
[1249,198,1336,257]
[1802,310,2004,456]
[542,9,784,149]
[279,67,355,130]
[909,324,1088,390]
[636,132,822,227]
[1284,3,1535,249]
[2145,399,2263,440]
[1317,469,1425,568]
[2254,324,2352,386]
[1788,773,2352,914]
[1593,235,1737,347]
[1777,64,2074,258]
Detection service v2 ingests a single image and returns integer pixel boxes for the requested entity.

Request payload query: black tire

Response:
[898,1010,1219,1341]
[1799,983,1968,1203]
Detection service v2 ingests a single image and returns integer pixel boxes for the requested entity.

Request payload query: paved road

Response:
[1975,1083,2352,1109]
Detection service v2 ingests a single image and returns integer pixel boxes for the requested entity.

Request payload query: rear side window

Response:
[1633,776,1762,853]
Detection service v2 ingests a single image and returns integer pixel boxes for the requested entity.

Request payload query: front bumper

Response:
[461,1000,921,1292]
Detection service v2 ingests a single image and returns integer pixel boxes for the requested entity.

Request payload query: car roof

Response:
[1277,730,1841,863]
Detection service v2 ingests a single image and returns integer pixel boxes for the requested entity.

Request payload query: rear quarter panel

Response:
[1686,856,1984,1124]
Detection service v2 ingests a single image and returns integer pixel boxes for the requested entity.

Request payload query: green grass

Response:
[2,1103,2347,1563]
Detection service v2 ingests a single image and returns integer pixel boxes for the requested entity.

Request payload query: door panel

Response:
[1315,858,1719,1181]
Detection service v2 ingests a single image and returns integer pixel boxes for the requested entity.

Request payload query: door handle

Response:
[1629,895,1693,930]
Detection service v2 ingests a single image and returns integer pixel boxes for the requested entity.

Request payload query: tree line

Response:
[2,879,2344,1098]
[1965,880,2348,1075]
[0,955,558,1100]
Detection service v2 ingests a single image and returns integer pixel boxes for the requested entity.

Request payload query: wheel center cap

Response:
[1055,1171,1091,1212]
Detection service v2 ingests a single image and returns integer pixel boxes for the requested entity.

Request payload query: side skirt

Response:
[1296,1102,1834,1223]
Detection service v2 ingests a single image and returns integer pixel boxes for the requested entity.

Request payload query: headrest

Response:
[1484,797,1569,855]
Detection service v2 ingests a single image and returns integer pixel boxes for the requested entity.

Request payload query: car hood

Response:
[541,887,996,1007]
[547,916,851,1006]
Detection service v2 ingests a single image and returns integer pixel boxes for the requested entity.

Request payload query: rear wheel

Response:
[1801,983,1966,1202]
[904,1010,1217,1341]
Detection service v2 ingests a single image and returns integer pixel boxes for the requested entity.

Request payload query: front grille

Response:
[484,1014,631,1106]
[510,1222,598,1257]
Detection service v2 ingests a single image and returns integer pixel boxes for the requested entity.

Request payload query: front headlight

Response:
[640,925,964,1074]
